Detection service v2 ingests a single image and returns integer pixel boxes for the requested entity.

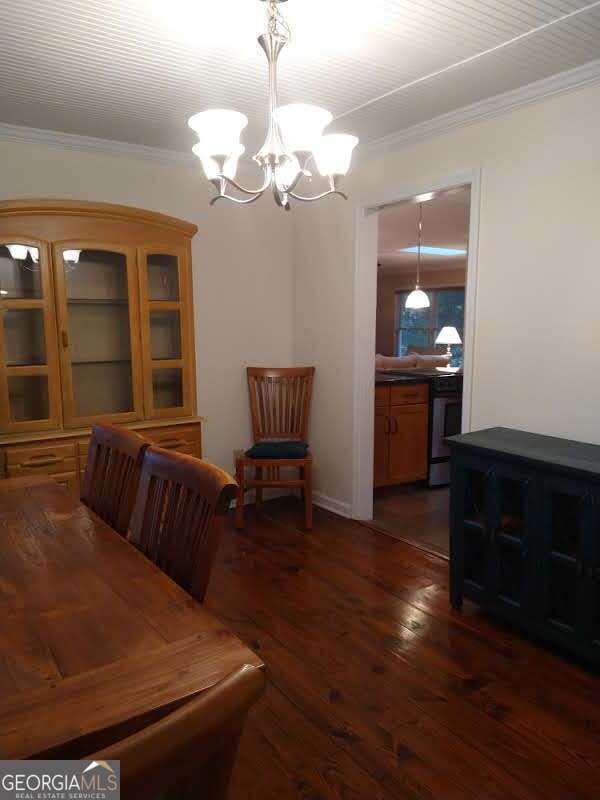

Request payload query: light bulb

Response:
[313,134,358,177]
[274,104,332,155]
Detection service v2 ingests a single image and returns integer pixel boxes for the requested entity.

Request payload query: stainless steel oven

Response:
[429,374,463,487]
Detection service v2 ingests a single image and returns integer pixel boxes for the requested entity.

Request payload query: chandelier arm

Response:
[287,188,348,203]
[217,167,273,197]
[210,191,265,206]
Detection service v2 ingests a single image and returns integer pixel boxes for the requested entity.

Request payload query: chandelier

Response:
[187,0,359,210]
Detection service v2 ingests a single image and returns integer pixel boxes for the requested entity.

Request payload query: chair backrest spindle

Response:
[247,367,315,442]
[81,423,149,537]
[129,447,237,602]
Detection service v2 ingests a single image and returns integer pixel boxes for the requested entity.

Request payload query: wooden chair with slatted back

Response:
[88,664,265,800]
[128,447,237,602]
[81,422,150,537]
[234,366,315,530]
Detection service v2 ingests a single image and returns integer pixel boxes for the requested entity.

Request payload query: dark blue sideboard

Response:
[447,427,600,666]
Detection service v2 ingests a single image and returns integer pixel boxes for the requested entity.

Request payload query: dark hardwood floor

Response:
[370,485,450,558]
[206,497,600,800]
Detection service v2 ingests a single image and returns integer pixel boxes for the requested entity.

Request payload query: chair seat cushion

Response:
[245,441,309,459]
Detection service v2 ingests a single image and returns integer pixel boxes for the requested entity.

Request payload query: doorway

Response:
[352,170,481,558]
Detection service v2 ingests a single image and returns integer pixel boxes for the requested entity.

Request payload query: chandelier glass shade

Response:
[187,0,358,210]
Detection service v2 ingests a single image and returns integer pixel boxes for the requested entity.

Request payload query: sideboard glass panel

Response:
[147,254,179,301]
[4,309,46,366]
[498,476,525,538]
[551,492,582,558]
[8,375,49,422]
[0,244,42,298]
[150,310,181,360]
[152,367,183,409]
[63,249,135,417]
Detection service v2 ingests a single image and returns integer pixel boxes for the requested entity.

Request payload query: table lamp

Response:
[435,326,462,360]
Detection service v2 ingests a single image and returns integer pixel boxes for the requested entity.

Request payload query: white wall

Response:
[0,139,293,474]
[292,82,600,509]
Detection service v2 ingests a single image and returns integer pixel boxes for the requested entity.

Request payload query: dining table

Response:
[0,475,264,760]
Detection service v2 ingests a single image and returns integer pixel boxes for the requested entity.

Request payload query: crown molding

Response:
[361,57,600,159]
[0,57,598,170]
[0,122,195,166]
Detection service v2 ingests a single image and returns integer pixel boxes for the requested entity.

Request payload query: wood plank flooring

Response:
[371,485,450,558]
[205,497,600,800]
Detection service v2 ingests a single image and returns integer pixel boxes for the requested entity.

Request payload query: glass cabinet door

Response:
[138,246,194,418]
[53,243,144,427]
[0,241,61,431]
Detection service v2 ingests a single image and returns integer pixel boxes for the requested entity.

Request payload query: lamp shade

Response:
[274,104,332,154]
[275,155,301,191]
[405,288,430,310]
[193,144,244,181]
[63,249,81,264]
[435,326,462,345]
[188,109,248,157]
[313,133,359,177]
[7,244,29,260]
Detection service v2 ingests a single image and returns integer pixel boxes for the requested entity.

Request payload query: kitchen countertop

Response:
[375,373,430,385]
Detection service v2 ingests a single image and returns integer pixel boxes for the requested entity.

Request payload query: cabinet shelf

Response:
[72,359,131,366]
[68,298,129,305]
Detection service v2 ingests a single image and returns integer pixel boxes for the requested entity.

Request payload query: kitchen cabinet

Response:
[374,382,429,487]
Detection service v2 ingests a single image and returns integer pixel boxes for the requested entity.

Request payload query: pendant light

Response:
[405,203,430,310]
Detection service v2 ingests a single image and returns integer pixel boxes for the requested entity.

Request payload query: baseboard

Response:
[231,488,353,519]
[313,492,353,519]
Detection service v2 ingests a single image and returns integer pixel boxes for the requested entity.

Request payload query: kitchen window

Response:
[395,287,465,366]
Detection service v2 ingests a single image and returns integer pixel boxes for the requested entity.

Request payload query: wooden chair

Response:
[129,447,237,602]
[81,422,149,537]
[88,664,265,800]
[235,366,315,530]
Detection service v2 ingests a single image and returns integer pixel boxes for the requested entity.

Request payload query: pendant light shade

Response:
[405,288,430,309]
[405,202,430,310]
[274,104,332,155]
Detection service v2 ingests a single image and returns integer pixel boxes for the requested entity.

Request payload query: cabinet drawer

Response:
[375,385,390,408]
[6,443,77,477]
[146,425,201,457]
[390,384,429,406]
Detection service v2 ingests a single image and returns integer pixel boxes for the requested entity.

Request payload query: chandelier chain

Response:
[267,0,291,42]
[417,202,423,286]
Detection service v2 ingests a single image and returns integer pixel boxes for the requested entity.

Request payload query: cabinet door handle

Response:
[61,330,69,348]
[391,417,397,434]
[21,454,64,468]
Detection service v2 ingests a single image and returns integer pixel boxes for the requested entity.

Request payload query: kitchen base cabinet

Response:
[448,427,600,667]
[374,382,429,487]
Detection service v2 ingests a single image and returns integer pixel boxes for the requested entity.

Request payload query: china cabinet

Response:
[0,200,201,489]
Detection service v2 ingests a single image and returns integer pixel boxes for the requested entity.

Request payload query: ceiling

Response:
[378,186,471,271]
[0,1,599,153]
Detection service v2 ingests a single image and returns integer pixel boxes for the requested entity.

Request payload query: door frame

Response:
[352,168,482,520]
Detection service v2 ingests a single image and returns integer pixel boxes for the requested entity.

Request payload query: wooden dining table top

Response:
[0,476,263,760]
